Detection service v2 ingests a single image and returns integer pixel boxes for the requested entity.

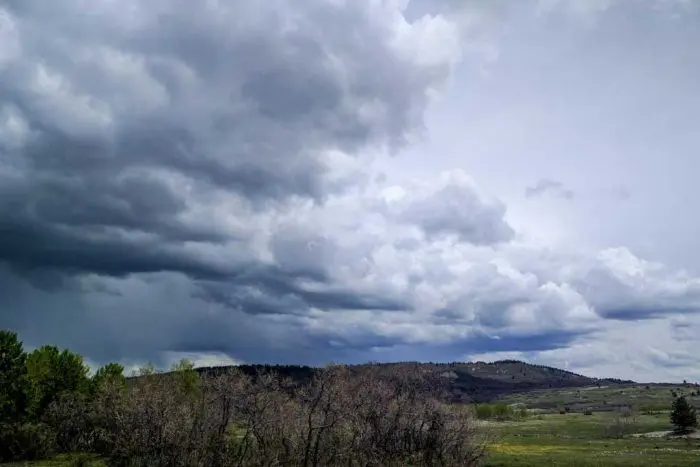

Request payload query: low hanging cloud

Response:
[1,0,700,377]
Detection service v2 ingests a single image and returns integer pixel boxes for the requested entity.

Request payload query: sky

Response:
[1,0,699,382]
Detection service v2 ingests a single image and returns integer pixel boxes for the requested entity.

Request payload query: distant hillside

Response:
[433,360,634,402]
[190,360,634,403]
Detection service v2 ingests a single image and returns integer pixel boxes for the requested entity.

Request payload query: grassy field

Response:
[496,383,700,414]
[484,410,700,466]
[483,384,700,465]
[8,412,699,467]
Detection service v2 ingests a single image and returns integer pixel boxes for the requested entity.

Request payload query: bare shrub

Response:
[99,369,215,467]
[55,364,487,466]
[603,406,638,439]
[334,367,483,465]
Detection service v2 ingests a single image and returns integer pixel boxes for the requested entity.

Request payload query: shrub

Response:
[44,391,95,453]
[473,403,525,421]
[474,404,493,420]
[90,365,488,466]
[603,407,639,439]
[640,403,667,415]
[0,422,56,462]
[0,328,491,466]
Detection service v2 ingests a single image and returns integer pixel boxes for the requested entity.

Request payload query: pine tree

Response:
[0,330,30,424]
[670,395,698,434]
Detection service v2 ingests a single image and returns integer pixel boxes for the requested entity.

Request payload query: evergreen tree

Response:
[670,395,698,434]
[0,330,30,424]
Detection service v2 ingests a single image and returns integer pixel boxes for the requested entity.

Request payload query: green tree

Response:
[90,362,126,397]
[26,346,90,419]
[136,362,157,377]
[170,358,201,397]
[0,330,30,424]
[670,395,698,434]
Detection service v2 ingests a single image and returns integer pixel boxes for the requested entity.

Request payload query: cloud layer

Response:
[1,0,699,382]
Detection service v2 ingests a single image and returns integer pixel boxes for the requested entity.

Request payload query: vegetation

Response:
[670,395,698,434]
[485,411,700,466]
[497,382,700,415]
[2,328,699,466]
[194,359,632,405]
[0,329,486,466]
[473,403,528,421]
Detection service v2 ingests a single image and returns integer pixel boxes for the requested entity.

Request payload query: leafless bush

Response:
[335,366,486,466]
[98,369,215,467]
[59,364,487,466]
[603,406,639,439]
[228,365,487,466]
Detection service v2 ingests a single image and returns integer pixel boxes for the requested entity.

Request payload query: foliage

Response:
[26,346,90,420]
[0,332,127,463]
[474,403,528,421]
[90,363,126,397]
[0,330,30,425]
[0,329,495,465]
[170,358,201,398]
[670,396,698,434]
[44,391,95,453]
[0,422,57,462]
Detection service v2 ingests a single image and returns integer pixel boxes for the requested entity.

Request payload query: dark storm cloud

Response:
[0,0,450,277]
[194,273,408,317]
[1,0,441,194]
[453,329,587,353]
[308,329,586,365]
[0,210,233,280]
[4,0,698,375]
[598,305,700,321]
[0,0,463,364]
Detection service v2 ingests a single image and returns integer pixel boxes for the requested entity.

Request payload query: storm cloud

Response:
[1,0,700,382]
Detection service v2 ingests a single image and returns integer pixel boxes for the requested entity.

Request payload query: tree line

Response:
[0,329,488,466]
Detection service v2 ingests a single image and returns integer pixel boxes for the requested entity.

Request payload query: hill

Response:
[190,360,634,403]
